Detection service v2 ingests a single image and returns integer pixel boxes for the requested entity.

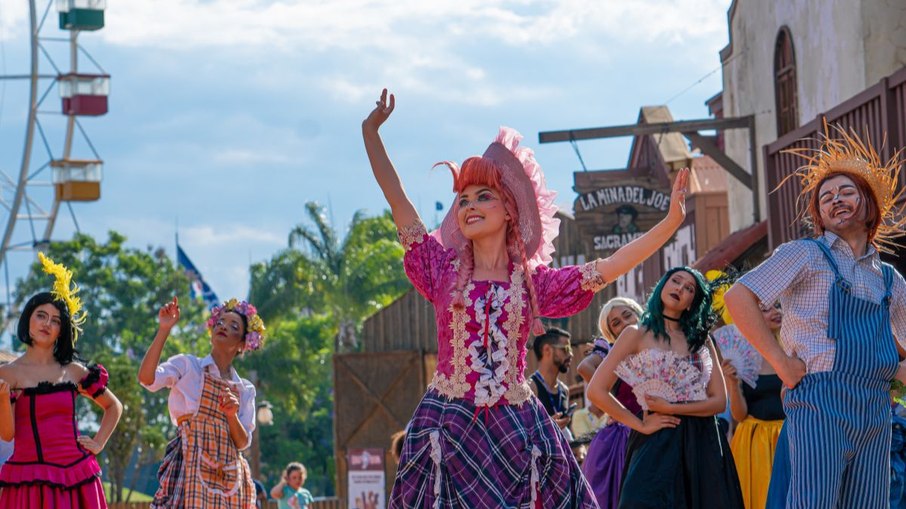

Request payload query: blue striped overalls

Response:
[783,239,898,508]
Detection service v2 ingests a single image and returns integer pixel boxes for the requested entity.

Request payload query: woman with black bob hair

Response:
[587,266,743,508]
[17,291,78,363]
[0,253,122,508]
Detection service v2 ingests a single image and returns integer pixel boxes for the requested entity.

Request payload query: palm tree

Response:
[255,202,409,351]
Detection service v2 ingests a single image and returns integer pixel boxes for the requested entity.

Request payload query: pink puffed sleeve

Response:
[399,220,456,304]
[79,363,109,399]
[532,261,607,318]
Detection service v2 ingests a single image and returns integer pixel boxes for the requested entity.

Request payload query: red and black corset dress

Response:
[0,363,110,509]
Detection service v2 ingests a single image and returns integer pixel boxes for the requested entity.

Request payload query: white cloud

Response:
[0,1,28,41]
[1,0,729,109]
[102,217,284,249]
[93,1,728,50]
[319,76,373,104]
[106,1,726,107]
[180,224,284,247]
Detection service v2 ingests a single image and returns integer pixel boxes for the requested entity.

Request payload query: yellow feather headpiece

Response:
[781,120,906,252]
[38,252,87,342]
[705,269,733,325]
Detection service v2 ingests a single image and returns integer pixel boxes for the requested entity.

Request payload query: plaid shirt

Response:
[738,232,906,373]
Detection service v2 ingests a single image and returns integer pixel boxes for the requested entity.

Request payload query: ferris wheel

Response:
[0,0,108,295]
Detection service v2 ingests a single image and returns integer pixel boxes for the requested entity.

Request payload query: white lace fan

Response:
[712,325,762,389]
[614,349,708,411]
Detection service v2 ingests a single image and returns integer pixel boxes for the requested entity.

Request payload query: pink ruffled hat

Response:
[433,127,561,269]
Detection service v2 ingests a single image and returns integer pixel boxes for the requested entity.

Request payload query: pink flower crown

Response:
[206,298,266,351]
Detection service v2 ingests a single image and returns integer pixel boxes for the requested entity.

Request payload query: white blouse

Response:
[141,354,257,448]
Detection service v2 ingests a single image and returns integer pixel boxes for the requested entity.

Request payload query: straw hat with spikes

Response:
[782,120,906,252]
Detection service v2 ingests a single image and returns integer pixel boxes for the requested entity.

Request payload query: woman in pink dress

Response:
[0,253,123,509]
[363,88,690,508]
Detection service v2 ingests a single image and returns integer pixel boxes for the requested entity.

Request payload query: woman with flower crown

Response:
[587,267,744,508]
[139,296,266,508]
[363,88,690,508]
[0,253,123,508]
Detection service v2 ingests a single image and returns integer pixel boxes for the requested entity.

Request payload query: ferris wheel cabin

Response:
[59,73,109,116]
[57,0,106,31]
[52,159,102,202]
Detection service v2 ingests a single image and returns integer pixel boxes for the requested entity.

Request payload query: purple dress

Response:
[581,341,641,509]
[391,221,607,509]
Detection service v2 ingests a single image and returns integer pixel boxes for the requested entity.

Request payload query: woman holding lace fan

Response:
[587,267,743,508]
[714,301,784,509]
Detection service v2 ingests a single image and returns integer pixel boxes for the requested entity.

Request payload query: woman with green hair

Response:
[587,267,743,508]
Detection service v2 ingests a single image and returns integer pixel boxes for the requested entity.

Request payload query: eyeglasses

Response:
[550,344,573,354]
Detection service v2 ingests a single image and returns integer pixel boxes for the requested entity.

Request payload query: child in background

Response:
[271,462,314,509]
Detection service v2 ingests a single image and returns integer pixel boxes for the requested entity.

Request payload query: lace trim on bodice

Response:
[429,266,532,406]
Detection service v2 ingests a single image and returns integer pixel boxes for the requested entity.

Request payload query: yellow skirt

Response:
[730,416,783,509]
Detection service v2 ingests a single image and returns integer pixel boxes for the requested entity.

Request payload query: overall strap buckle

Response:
[836,277,852,293]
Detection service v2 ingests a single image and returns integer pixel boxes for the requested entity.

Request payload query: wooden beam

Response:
[538,116,753,144]
[684,131,752,190]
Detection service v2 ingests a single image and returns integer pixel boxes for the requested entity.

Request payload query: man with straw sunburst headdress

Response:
[725,121,906,509]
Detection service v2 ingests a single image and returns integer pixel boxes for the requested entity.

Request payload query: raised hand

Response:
[667,167,690,222]
[639,410,680,435]
[158,296,180,330]
[362,88,395,133]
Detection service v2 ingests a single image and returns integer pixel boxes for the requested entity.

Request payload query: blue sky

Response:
[0,0,731,304]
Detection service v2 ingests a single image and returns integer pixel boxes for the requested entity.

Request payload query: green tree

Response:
[243,314,335,493]
[14,232,208,502]
[280,203,409,351]
[246,204,410,493]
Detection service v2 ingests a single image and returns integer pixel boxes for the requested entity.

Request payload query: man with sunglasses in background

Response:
[531,327,576,440]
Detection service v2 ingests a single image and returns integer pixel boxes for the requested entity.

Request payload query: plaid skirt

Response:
[151,371,254,509]
[151,432,187,509]
[390,389,598,509]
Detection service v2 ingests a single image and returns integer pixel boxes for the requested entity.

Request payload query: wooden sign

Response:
[573,172,671,253]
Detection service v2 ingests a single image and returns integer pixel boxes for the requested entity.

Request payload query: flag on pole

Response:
[176,243,220,309]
